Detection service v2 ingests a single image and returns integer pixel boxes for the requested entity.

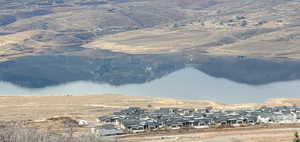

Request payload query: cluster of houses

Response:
[95,106,300,135]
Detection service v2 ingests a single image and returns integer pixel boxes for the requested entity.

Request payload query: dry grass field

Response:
[0,94,222,136]
[0,94,299,123]
[0,94,299,141]
[0,94,221,122]
[0,0,300,61]
[0,94,299,121]
[84,18,300,59]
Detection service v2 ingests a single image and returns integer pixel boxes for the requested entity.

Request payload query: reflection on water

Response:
[0,68,299,104]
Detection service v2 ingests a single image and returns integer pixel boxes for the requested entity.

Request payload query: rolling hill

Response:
[1,0,300,87]
[0,0,299,61]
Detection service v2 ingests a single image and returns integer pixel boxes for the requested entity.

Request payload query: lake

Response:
[0,67,299,104]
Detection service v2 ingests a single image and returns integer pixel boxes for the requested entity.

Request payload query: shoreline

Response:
[0,94,299,105]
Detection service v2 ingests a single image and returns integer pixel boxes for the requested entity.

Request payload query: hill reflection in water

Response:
[0,68,299,104]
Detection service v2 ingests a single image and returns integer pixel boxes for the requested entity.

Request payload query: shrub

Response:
[294,132,300,142]
[0,122,109,142]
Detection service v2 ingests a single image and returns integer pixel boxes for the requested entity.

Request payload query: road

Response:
[118,127,300,142]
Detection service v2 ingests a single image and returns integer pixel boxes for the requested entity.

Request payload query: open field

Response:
[0,94,221,122]
[1,94,300,121]
[0,94,299,125]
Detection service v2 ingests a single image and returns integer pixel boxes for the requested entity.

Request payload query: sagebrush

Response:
[0,122,111,142]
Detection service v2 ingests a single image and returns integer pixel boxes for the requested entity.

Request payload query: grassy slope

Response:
[84,0,300,59]
[0,0,299,61]
[0,94,299,121]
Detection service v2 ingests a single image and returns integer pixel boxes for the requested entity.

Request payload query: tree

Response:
[240,20,248,27]
[294,132,300,142]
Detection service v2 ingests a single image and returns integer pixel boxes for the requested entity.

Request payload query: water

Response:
[0,68,299,104]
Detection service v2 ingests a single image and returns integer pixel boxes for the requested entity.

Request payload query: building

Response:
[96,106,300,134]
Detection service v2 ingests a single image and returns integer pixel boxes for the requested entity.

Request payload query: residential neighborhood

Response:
[95,106,300,135]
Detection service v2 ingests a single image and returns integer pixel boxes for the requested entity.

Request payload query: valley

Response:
[1,0,300,142]
[1,0,300,90]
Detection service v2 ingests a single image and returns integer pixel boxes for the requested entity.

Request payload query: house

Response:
[97,115,120,124]
[193,118,210,128]
[78,120,88,126]
[246,116,258,125]
[119,107,146,116]
[93,124,124,136]
[271,112,297,123]
[166,119,184,129]
[257,114,273,124]
[296,112,300,122]
[121,120,145,133]
[196,107,213,113]
[214,116,229,126]
[96,106,300,135]
[154,108,177,115]
[144,121,159,130]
